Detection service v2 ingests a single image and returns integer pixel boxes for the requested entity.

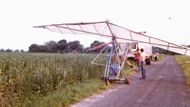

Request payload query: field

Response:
[0,53,107,107]
[175,55,190,86]
[0,53,135,107]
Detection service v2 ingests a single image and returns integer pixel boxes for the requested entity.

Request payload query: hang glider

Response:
[34,20,190,85]
[34,20,190,56]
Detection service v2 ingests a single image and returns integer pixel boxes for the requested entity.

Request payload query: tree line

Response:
[1,40,189,54]
[0,49,25,53]
[28,39,110,53]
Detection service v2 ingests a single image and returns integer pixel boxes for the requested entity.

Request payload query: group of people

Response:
[134,48,147,79]
[110,47,149,79]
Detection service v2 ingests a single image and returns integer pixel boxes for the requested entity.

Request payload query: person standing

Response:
[140,48,147,79]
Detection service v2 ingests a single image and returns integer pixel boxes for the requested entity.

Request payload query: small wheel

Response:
[125,79,130,84]
[106,80,110,85]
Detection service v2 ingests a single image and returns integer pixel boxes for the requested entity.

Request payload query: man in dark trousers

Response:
[140,48,147,79]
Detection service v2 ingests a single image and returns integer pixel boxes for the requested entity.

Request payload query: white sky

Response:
[0,0,190,51]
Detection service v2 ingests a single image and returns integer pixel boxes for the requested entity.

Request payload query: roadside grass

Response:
[175,55,190,85]
[20,56,135,107]
[158,54,165,61]
[21,79,108,107]
[125,59,137,76]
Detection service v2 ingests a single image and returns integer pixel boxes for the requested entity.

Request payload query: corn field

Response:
[0,53,107,107]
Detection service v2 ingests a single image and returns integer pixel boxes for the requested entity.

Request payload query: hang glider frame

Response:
[34,20,190,56]
[34,20,190,85]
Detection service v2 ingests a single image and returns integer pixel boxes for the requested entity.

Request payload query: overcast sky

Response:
[0,0,190,51]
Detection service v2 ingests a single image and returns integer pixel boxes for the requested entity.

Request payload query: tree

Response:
[29,44,39,52]
[0,49,4,52]
[5,49,13,52]
[45,41,58,52]
[57,39,67,53]
[14,49,19,52]
[20,50,25,52]
[29,44,51,52]
[39,45,51,52]
[90,40,109,53]
[67,41,84,53]
[28,39,86,53]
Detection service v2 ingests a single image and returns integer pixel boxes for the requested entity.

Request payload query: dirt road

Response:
[71,56,190,107]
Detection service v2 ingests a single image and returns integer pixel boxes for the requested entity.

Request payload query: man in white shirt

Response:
[140,48,147,79]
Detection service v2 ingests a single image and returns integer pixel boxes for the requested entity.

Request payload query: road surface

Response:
[71,56,190,107]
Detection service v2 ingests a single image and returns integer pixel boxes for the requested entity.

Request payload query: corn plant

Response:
[0,53,106,107]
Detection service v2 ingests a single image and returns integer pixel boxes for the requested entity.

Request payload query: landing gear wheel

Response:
[106,80,110,85]
[125,78,130,84]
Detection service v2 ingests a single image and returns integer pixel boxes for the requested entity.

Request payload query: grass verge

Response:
[175,55,190,86]
[21,79,108,107]
[158,54,165,61]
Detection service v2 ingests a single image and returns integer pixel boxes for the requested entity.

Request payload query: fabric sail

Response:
[34,20,190,56]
